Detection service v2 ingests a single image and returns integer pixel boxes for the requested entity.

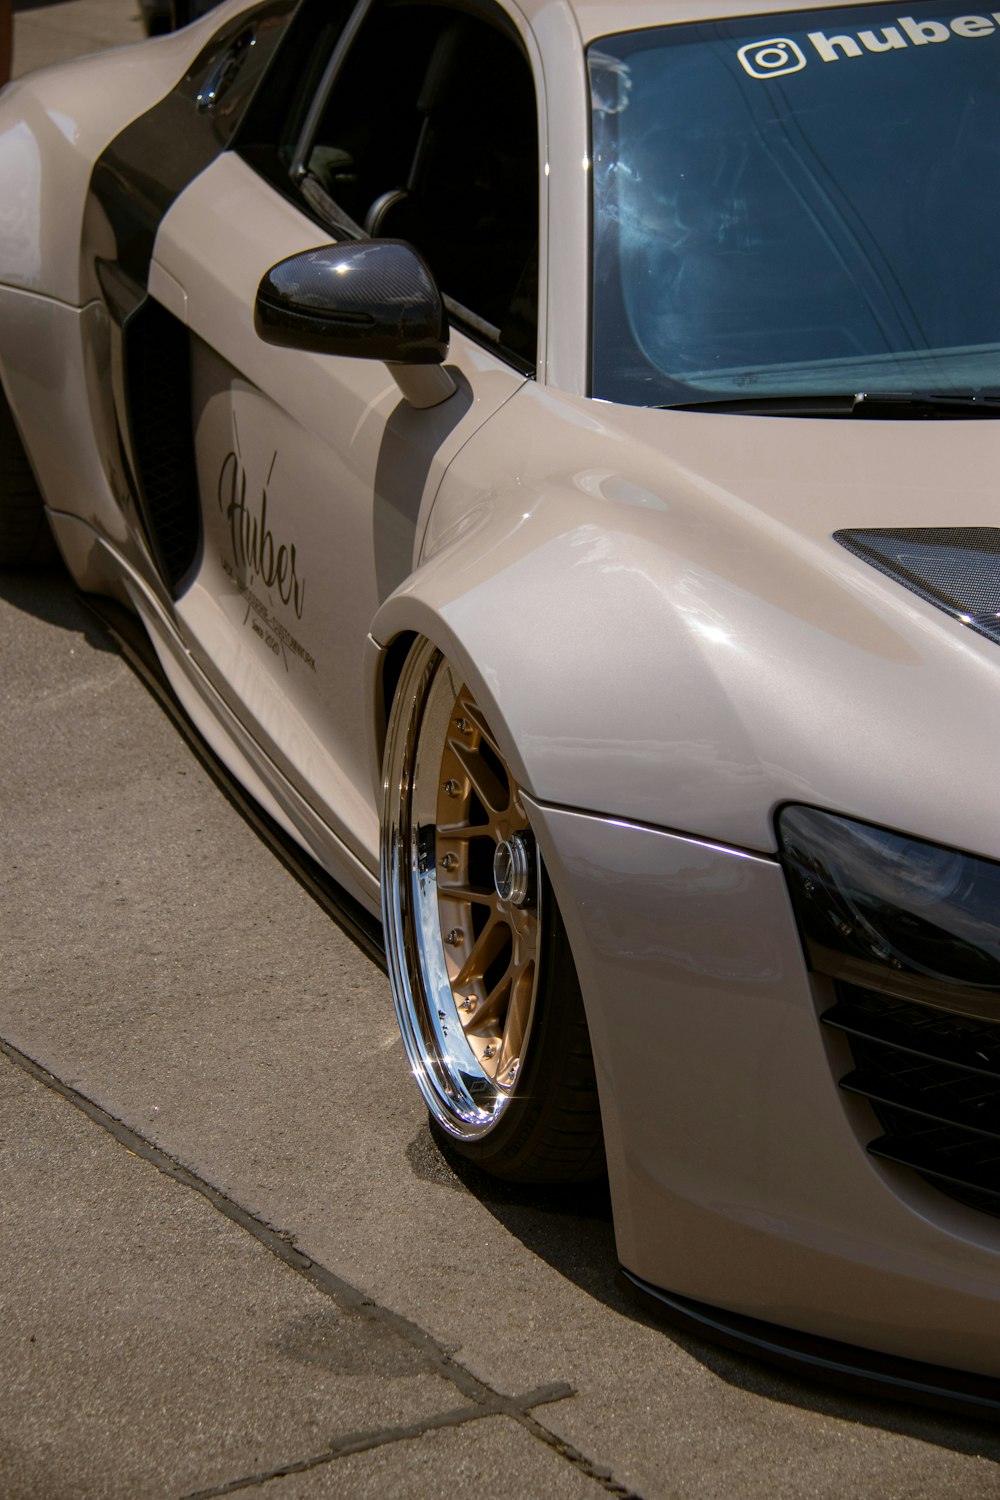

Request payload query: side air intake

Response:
[835,527,1000,647]
[122,298,202,594]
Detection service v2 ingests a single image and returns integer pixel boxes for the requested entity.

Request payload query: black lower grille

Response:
[823,985,1000,1217]
[123,298,201,593]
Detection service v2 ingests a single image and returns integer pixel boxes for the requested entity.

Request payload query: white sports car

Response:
[3,0,1000,1411]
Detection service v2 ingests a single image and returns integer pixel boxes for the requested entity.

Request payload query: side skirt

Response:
[82,590,386,973]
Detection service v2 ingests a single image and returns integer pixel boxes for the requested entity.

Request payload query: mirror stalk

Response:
[387,363,457,409]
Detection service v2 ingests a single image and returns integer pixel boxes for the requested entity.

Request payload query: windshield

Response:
[589,5,1000,406]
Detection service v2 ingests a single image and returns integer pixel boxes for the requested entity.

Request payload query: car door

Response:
[149,0,541,876]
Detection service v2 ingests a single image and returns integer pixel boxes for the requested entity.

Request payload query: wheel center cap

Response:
[493,833,532,907]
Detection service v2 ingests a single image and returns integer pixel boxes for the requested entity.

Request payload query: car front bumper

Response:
[524,798,1000,1379]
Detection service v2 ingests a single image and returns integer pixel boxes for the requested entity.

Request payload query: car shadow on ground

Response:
[408,1122,1000,1466]
[0,559,118,651]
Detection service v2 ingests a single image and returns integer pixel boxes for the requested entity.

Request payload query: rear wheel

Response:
[381,637,604,1182]
[0,393,55,568]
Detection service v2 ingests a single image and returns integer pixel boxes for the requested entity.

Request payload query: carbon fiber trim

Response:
[835,528,1000,647]
[622,1271,1000,1420]
[83,0,295,297]
[79,0,294,597]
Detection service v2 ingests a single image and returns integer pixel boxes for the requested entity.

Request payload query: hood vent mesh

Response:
[835,527,1000,647]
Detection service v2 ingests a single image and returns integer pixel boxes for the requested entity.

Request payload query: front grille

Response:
[123,298,201,593]
[823,984,1000,1217]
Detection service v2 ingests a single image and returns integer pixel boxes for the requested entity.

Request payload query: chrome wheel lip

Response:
[381,639,541,1141]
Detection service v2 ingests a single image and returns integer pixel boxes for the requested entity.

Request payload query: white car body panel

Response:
[537,0,894,40]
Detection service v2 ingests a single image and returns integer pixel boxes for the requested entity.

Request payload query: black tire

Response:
[381,636,605,1183]
[0,393,56,568]
[440,873,606,1182]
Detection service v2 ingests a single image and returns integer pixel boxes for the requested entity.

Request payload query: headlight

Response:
[777,805,1000,1007]
[777,806,1000,1215]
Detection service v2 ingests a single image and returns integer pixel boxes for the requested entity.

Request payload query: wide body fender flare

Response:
[366,499,775,856]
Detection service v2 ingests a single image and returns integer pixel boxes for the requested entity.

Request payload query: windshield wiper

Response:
[665,391,1000,418]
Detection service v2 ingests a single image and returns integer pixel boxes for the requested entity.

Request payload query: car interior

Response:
[300,1,539,363]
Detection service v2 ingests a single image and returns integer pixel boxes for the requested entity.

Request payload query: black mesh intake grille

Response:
[835,528,1000,647]
[123,299,201,594]
[823,984,1000,1217]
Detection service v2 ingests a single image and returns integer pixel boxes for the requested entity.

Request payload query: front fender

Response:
[370,383,1000,863]
[369,490,766,847]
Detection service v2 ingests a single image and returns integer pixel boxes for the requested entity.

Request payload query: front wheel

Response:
[381,638,605,1182]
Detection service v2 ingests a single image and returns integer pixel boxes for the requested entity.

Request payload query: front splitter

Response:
[623,1269,1000,1420]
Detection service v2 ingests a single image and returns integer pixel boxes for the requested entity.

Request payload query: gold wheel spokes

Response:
[435,687,539,1091]
[383,641,542,1141]
[487,951,536,1090]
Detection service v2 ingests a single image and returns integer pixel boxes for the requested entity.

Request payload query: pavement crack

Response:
[179,1387,575,1498]
[516,1410,647,1499]
[0,1034,643,1500]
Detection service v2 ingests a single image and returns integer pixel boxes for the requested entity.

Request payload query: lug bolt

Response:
[440,853,458,871]
[446,928,463,946]
[458,996,477,1012]
[483,1044,496,1059]
[444,779,461,797]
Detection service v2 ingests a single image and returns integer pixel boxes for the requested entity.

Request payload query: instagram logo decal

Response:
[737,37,808,76]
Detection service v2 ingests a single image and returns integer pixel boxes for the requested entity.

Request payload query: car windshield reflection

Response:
[590,3,1000,407]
